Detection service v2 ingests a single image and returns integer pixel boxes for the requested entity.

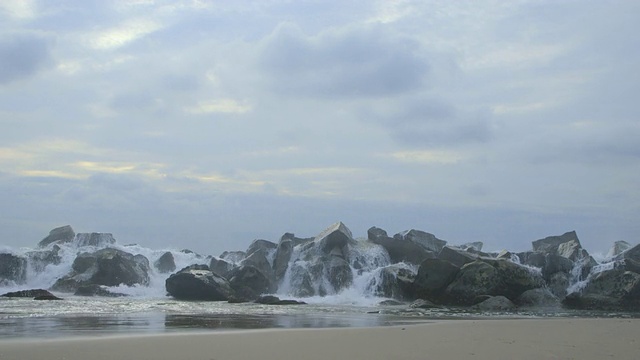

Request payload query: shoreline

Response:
[1,318,639,360]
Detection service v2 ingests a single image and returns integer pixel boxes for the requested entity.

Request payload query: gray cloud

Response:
[258,24,429,97]
[0,34,53,84]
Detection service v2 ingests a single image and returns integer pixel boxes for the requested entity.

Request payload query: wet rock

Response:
[0,253,27,285]
[438,246,480,268]
[273,238,294,282]
[154,252,177,274]
[2,289,58,298]
[228,265,276,301]
[607,241,632,258]
[74,233,117,247]
[209,257,235,278]
[563,268,640,310]
[74,284,127,297]
[219,251,246,264]
[413,259,459,301]
[516,288,560,307]
[246,239,277,258]
[368,226,436,265]
[394,229,447,253]
[460,242,484,252]
[241,251,275,284]
[26,246,62,273]
[255,295,306,305]
[532,231,580,254]
[474,296,516,311]
[51,248,150,292]
[548,272,571,299]
[165,264,234,301]
[409,299,440,309]
[327,256,353,291]
[316,222,353,257]
[373,264,416,300]
[38,225,75,247]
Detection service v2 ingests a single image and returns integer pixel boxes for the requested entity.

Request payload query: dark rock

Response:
[0,253,28,285]
[438,246,479,268]
[496,250,513,260]
[460,242,483,252]
[219,251,246,263]
[548,272,571,299]
[74,233,117,247]
[241,251,275,283]
[255,295,305,305]
[284,262,316,297]
[409,299,440,309]
[564,268,640,310]
[209,257,235,278]
[368,226,436,265]
[38,225,75,247]
[413,259,459,301]
[541,254,575,280]
[372,264,416,300]
[532,231,580,254]
[378,299,404,306]
[154,252,177,273]
[618,243,640,263]
[51,248,150,292]
[26,246,62,273]
[516,288,560,307]
[2,289,57,298]
[228,265,276,301]
[165,265,234,301]
[34,294,63,300]
[280,232,314,247]
[394,229,447,253]
[326,256,353,291]
[474,296,516,311]
[246,239,277,258]
[273,238,294,282]
[316,222,353,258]
[74,284,127,297]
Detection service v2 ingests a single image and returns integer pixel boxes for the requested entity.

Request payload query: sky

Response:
[0,0,638,256]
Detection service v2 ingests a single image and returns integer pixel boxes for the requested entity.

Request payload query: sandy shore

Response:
[1,318,638,360]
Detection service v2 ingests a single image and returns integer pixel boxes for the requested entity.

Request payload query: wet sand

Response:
[1,318,638,360]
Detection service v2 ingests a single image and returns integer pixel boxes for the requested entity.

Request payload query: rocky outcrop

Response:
[165,265,234,301]
[413,259,459,302]
[154,252,176,273]
[394,229,447,253]
[438,246,480,268]
[209,257,235,278]
[219,251,246,263]
[51,248,150,292]
[607,241,632,258]
[38,225,75,247]
[372,264,416,300]
[74,233,117,247]
[2,289,61,300]
[564,268,640,310]
[26,246,62,273]
[246,239,277,258]
[367,226,436,265]
[228,265,276,301]
[0,253,28,285]
[273,238,294,282]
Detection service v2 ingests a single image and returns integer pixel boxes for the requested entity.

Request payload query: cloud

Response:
[87,18,163,50]
[258,23,429,97]
[0,33,52,84]
[184,99,252,115]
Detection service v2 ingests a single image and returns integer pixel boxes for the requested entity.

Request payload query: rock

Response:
[413,259,459,301]
[516,288,560,307]
[228,265,276,301]
[496,250,513,260]
[394,229,447,253]
[34,294,63,300]
[219,251,246,263]
[74,233,117,247]
[607,241,632,258]
[209,257,235,278]
[316,222,353,258]
[165,265,234,301]
[557,240,589,262]
[326,256,353,291]
[74,285,127,297]
[541,254,575,281]
[372,264,416,300]
[444,261,499,305]
[26,246,62,273]
[241,251,275,283]
[0,253,27,285]
[246,239,278,258]
[564,268,640,310]
[154,252,177,273]
[532,231,580,254]
[254,295,306,305]
[273,238,294,282]
[38,225,75,247]
[284,261,316,297]
[548,272,571,299]
[2,289,57,298]
[474,296,516,311]
[409,299,440,309]
[280,232,314,247]
[51,248,150,292]
[368,226,437,265]
[460,242,484,252]
[444,259,544,305]
[378,299,404,306]
[617,243,640,263]
[438,246,479,268]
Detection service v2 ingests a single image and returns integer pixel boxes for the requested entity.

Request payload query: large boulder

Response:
[438,246,480,268]
[154,252,176,274]
[413,258,459,302]
[326,256,353,291]
[273,238,294,282]
[26,246,62,273]
[367,226,436,265]
[74,233,117,247]
[246,239,277,258]
[607,241,632,258]
[516,288,560,308]
[394,229,447,253]
[474,295,516,311]
[219,251,246,264]
[165,265,234,301]
[228,265,276,301]
[316,222,353,258]
[209,257,235,278]
[532,231,580,254]
[51,248,150,292]
[38,225,75,247]
[372,264,416,300]
[563,268,640,310]
[0,253,27,285]
[444,259,544,305]
[2,289,59,299]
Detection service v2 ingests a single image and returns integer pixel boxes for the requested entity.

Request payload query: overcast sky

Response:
[1,0,638,256]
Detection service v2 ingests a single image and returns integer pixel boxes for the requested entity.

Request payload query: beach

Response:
[1,318,638,360]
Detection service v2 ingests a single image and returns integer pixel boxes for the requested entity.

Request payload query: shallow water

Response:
[1,296,638,340]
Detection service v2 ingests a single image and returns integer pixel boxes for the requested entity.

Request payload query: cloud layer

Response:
[0,0,638,255]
